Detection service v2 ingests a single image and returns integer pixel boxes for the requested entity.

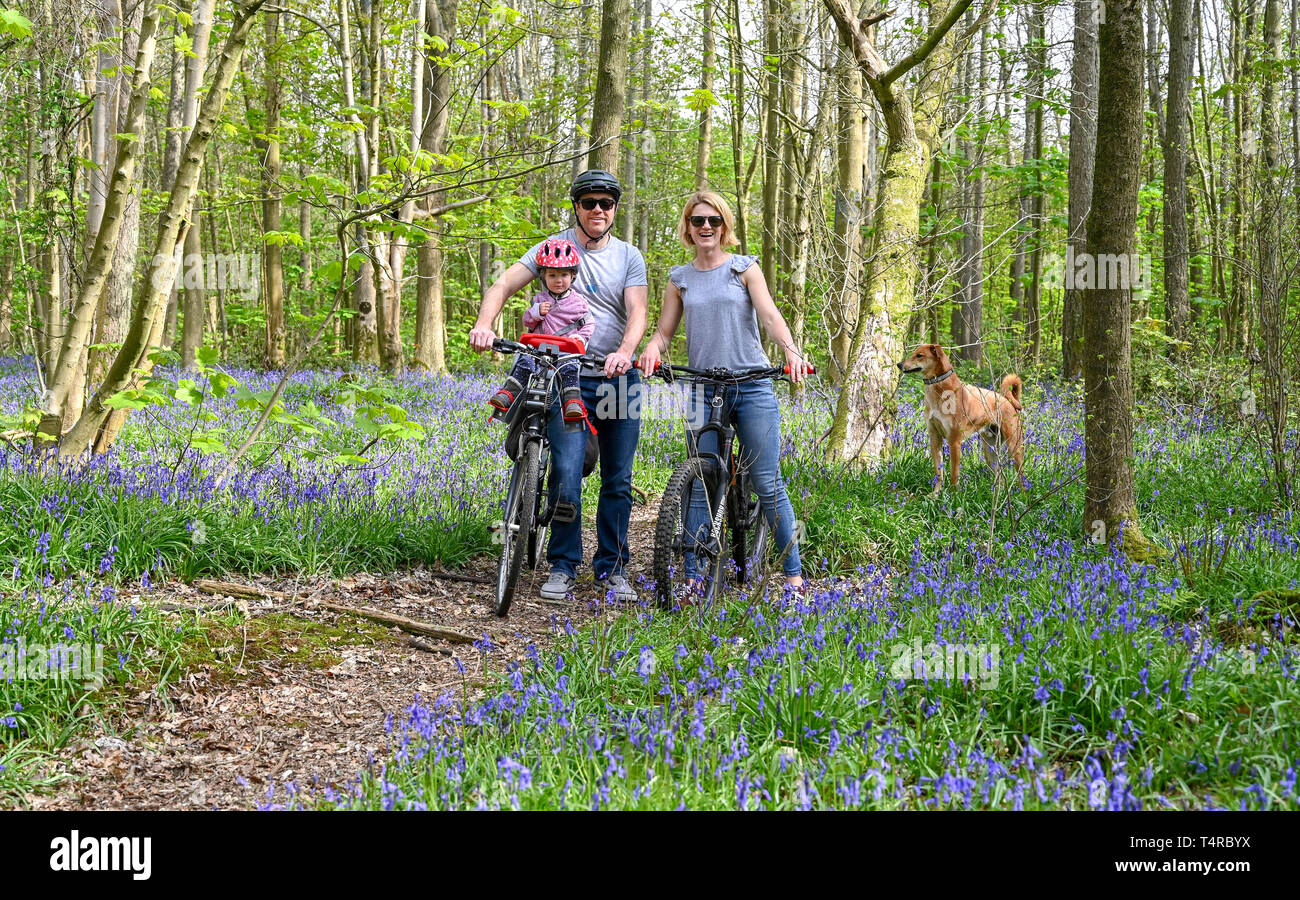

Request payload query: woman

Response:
[638,191,810,591]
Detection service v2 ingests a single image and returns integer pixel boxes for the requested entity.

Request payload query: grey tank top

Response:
[669,254,771,371]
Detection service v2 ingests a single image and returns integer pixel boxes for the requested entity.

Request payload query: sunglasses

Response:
[689,215,724,228]
[577,197,617,211]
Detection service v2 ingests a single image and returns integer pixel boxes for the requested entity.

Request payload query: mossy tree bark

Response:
[822,0,983,465]
[1082,0,1150,550]
[58,0,270,459]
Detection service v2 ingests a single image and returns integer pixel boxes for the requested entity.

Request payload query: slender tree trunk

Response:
[636,0,653,257]
[413,0,458,374]
[60,0,269,457]
[1063,0,1098,379]
[572,1,595,181]
[954,23,987,366]
[1257,0,1289,499]
[39,1,159,430]
[162,12,184,349]
[1083,0,1148,548]
[694,0,716,188]
[621,0,643,243]
[587,0,632,172]
[1163,0,1193,349]
[823,0,980,464]
[180,0,215,369]
[262,8,285,367]
[830,22,866,381]
[761,0,783,285]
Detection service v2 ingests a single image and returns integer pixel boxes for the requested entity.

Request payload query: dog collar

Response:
[924,370,954,385]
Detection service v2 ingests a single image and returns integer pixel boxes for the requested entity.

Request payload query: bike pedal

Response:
[551,502,578,524]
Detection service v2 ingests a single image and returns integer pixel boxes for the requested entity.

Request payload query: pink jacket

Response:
[522,287,595,345]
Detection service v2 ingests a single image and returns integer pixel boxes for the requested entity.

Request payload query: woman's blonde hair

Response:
[676,191,739,249]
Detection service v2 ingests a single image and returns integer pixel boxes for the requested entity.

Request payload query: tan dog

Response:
[897,344,1028,494]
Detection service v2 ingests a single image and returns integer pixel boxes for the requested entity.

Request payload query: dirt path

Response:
[28,505,660,810]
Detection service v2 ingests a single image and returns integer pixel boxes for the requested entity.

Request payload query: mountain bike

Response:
[645,361,813,609]
[489,335,600,617]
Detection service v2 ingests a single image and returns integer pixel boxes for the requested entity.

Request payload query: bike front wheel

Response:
[653,457,725,609]
[496,440,540,617]
[730,474,770,586]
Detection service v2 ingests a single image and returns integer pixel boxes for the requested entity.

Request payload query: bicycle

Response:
[489,334,601,617]
[644,361,813,609]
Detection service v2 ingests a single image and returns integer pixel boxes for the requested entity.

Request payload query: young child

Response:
[488,238,595,424]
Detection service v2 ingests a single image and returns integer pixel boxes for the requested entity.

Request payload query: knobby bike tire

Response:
[496,440,540,617]
[730,474,770,586]
[653,457,724,609]
[527,449,549,570]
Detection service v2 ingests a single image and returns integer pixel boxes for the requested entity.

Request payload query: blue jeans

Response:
[545,370,641,578]
[684,379,801,579]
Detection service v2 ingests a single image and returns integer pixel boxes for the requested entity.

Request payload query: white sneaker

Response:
[540,571,576,600]
[604,574,637,604]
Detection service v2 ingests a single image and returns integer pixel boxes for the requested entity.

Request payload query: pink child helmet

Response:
[535,238,581,271]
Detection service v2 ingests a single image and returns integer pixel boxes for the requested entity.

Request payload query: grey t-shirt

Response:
[519,228,648,361]
[669,254,771,371]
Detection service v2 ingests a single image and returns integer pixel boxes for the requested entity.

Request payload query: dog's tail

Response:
[1000,374,1024,411]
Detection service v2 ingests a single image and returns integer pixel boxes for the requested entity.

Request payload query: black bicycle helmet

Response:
[570,169,623,202]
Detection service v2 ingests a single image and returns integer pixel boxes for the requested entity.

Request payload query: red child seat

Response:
[519,332,586,355]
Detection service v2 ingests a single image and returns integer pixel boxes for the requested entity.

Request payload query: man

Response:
[468,169,648,602]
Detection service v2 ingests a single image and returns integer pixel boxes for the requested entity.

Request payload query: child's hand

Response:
[539,301,552,316]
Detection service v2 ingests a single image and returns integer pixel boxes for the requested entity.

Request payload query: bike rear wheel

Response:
[653,457,725,609]
[496,440,540,617]
[730,473,770,586]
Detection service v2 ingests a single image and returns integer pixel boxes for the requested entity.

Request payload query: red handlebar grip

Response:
[783,363,816,375]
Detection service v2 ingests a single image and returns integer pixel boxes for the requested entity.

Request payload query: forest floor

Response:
[29,506,661,810]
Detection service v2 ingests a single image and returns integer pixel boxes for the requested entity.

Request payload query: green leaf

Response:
[196,345,219,367]
[105,391,148,411]
[173,384,203,406]
[191,435,227,455]
[114,132,140,143]
[0,9,35,39]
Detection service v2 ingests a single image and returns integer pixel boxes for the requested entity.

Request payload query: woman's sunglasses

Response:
[577,197,617,211]
[689,215,724,228]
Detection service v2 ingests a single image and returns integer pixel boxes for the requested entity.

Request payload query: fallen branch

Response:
[311,599,478,644]
[193,579,287,601]
[191,577,478,642]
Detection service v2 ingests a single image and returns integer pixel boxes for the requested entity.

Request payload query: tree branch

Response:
[881,0,976,88]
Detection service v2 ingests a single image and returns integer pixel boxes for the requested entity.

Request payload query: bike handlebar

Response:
[639,360,816,383]
[492,337,607,369]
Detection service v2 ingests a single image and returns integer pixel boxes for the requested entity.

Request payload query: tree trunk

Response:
[1162,0,1192,349]
[1063,0,1098,379]
[262,7,285,367]
[1257,0,1289,499]
[761,0,783,285]
[40,1,159,429]
[1225,0,1258,351]
[59,0,269,458]
[829,30,866,381]
[636,0,653,257]
[822,0,980,465]
[161,12,185,350]
[694,0,716,188]
[587,0,631,172]
[953,23,987,366]
[1083,0,1148,548]
[180,0,215,369]
[413,0,458,374]
[620,0,643,243]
